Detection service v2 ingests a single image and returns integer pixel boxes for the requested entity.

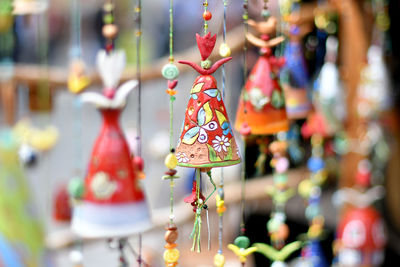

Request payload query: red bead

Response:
[103,88,115,99]
[133,156,145,172]
[105,43,114,52]
[203,11,212,21]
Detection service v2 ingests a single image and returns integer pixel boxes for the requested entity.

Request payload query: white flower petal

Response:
[222,145,227,152]
[216,145,222,152]
[225,142,230,147]
[215,136,222,141]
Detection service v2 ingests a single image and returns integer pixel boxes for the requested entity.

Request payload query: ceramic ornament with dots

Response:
[70,1,151,239]
[175,0,241,253]
[332,160,386,267]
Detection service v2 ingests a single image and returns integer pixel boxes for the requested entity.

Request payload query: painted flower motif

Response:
[90,172,117,200]
[249,87,270,111]
[212,135,230,153]
[176,152,189,163]
[182,102,218,145]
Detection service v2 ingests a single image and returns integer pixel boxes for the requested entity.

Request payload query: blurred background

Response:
[0,0,399,266]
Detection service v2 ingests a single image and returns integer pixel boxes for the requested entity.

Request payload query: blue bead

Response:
[307,157,325,172]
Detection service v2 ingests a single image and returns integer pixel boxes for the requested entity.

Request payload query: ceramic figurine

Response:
[176,33,241,167]
[176,31,241,252]
[71,50,151,238]
[333,161,386,267]
[235,15,288,135]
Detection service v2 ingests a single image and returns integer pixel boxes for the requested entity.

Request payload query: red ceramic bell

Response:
[53,184,72,223]
[235,16,289,135]
[336,206,386,266]
[176,33,241,168]
[71,50,151,238]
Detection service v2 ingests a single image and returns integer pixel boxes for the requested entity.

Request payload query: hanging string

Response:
[240,0,249,237]
[217,0,228,257]
[162,0,180,264]
[138,233,142,267]
[238,3,250,232]
[203,0,209,35]
[135,0,142,157]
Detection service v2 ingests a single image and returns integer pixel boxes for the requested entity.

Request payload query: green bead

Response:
[274,173,288,184]
[103,14,114,24]
[68,177,84,199]
[171,96,176,102]
[261,9,270,19]
[162,63,179,80]
[234,236,250,249]
[242,14,249,20]
[201,59,212,69]
[267,218,280,232]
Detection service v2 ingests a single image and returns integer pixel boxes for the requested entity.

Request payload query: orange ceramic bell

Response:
[235,16,289,135]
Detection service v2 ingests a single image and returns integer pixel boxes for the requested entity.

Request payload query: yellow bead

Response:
[298,179,312,198]
[219,43,231,57]
[165,153,178,169]
[214,253,225,267]
[163,248,180,263]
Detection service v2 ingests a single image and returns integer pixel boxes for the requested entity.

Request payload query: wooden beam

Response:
[13,26,245,89]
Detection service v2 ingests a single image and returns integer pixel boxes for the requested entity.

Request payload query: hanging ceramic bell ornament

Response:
[176,32,241,167]
[235,16,289,135]
[13,0,48,15]
[335,206,386,267]
[281,25,312,120]
[71,50,151,238]
[333,161,386,267]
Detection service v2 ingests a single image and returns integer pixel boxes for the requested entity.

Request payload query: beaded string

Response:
[135,0,142,157]
[103,0,116,53]
[226,1,256,266]
[162,0,180,265]
[239,0,249,238]
[240,0,249,237]
[134,0,144,265]
[203,0,210,35]
[214,0,229,265]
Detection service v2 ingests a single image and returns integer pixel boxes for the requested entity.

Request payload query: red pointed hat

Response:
[235,51,289,135]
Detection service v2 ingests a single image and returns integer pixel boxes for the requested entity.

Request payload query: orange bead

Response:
[165,243,178,249]
[217,206,226,213]
[203,11,212,21]
[166,89,177,96]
